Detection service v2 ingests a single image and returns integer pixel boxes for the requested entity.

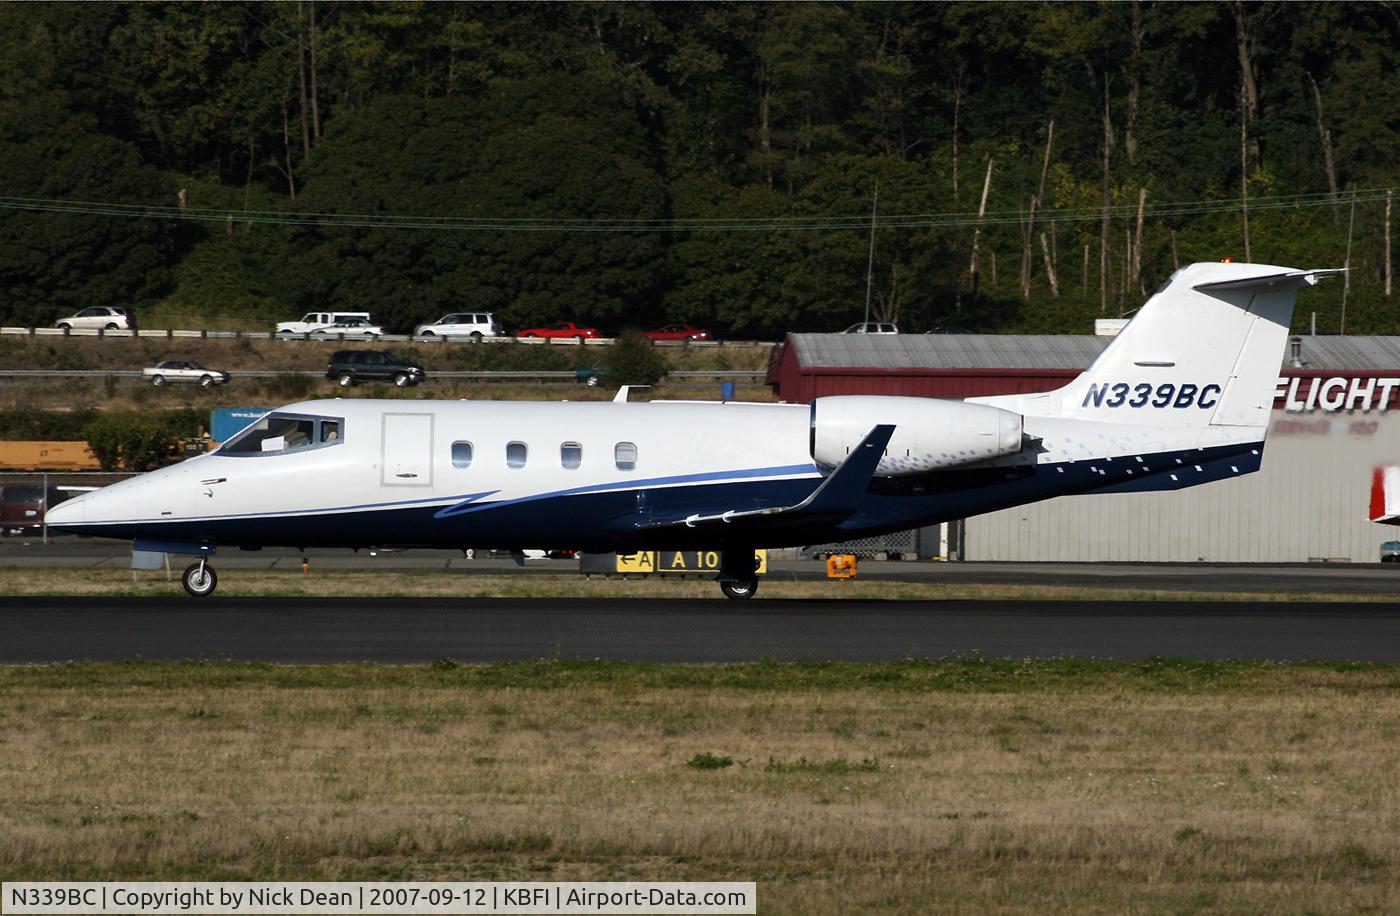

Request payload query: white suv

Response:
[276,311,374,335]
[414,312,503,339]
[55,307,134,331]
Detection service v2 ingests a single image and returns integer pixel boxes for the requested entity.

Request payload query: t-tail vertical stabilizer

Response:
[971,262,1342,435]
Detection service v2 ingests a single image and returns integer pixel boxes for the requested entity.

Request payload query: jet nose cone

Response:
[44,495,86,527]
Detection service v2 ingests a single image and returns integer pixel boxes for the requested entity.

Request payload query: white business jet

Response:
[47,261,1337,598]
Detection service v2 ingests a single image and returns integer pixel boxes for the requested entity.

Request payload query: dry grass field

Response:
[1,660,1397,913]
[0,567,1384,603]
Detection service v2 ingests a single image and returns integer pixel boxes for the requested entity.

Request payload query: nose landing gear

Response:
[182,558,218,597]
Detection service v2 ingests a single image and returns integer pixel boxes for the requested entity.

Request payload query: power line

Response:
[0,188,1392,233]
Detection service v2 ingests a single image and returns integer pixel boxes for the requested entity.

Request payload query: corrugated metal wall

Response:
[965,411,1398,562]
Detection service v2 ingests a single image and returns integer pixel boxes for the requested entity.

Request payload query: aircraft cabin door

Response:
[382,413,434,487]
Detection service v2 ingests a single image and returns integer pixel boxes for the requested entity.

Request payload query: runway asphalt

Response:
[3,596,1399,664]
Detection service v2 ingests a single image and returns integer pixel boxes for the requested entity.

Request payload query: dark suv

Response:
[325,350,427,387]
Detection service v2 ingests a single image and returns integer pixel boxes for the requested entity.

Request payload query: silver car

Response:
[842,321,899,335]
[144,360,231,387]
[310,318,385,337]
[414,312,503,339]
[56,307,133,331]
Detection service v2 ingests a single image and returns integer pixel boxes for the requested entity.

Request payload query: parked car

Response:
[144,360,231,387]
[924,326,972,335]
[0,485,73,536]
[414,313,503,339]
[325,350,426,387]
[1382,540,1400,562]
[310,318,385,338]
[842,321,899,335]
[55,307,134,331]
[277,311,373,335]
[517,321,601,340]
[641,323,711,342]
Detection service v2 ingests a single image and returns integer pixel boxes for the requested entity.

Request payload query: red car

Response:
[517,322,601,340]
[641,323,711,341]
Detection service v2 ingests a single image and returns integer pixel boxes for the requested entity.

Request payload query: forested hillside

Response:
[2,2,1398,336]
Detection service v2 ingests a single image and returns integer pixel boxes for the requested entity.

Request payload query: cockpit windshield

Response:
[219,413,344,455]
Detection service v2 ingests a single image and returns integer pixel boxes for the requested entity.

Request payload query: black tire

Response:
[524,333,538,338]
[105,323,120,330]
[150,374,166,387]
[420,330,436,337]
[586,376,600,388]
[337,373,355,387]
[574,335,584,343]
[470,331,483,340]
[200,375,215,387]
[719,577,758,600]
[58,322,71,331]
[393,372,411,387]
[182,562,217,597]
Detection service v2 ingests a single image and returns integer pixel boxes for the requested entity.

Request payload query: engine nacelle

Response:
[811,395,1024,475]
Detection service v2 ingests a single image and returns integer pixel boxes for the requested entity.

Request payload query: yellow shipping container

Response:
[0,441,101,471]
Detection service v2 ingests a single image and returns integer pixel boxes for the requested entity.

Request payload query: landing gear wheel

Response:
[719,577,758,600]
[182,560,217,597]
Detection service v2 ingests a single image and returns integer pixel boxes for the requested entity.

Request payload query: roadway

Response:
[2,596,1399,664]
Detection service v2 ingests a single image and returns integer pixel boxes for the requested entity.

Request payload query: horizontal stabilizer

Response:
[1193,268,1345,292]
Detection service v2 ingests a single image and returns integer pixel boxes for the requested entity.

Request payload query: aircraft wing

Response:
[618,424,896,535]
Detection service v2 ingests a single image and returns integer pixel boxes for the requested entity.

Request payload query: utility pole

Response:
[863,181,879,327]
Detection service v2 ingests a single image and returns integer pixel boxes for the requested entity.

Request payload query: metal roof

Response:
[787,333,1400,372]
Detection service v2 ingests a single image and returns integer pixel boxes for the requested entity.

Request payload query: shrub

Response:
[603,331,668,386]
[686,752,734,770]
[85,410,204,471]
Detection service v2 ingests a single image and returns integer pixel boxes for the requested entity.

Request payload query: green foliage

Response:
[0,408,101,440]
[83,409,204,471]
[603,332,668,386]
[2,4,1400,333]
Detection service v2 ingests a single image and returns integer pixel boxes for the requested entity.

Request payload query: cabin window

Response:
[614,441,637,470]
[451,441,473,468]
[561,442,582,469]
[506,441,528,468]
[319,420,340,444]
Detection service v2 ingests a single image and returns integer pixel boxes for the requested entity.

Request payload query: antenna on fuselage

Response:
[613,385,650,403]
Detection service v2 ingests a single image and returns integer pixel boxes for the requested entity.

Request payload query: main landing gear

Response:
[719,578,758,600]
[717,548,760,600]
[182,558,218,597]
